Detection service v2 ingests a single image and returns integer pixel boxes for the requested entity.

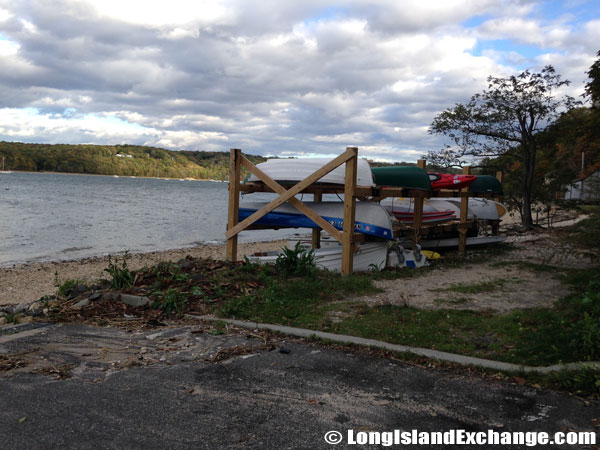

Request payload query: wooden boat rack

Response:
[226,147,502,275]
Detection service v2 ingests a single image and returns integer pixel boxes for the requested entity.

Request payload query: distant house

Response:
[564,168,600,201]
[116,153,134,159]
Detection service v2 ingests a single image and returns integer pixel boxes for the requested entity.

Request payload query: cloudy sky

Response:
[0,0,598,161]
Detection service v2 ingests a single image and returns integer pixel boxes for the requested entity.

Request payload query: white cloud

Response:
[0,0,597,161]
[89,0,231,26]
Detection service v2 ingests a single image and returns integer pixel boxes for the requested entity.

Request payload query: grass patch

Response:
[219,266,379,328]
[579,205,600,214]
[565,212,600,251]
[525,368,600,397]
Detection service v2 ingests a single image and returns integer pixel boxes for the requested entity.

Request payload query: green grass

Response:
[104,252,134,289]
[219,267,379,327]
[579,205,600,214]
[569,212,600,250]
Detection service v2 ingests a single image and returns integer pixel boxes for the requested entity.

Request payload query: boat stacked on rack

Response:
[250,237,435,272]
[380,197,507,222]
[241,157,508,268]
[238,201,395,239]
[246,157,375,186]
[428,172,477,190]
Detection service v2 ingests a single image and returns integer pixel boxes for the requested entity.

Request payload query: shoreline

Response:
[0,169,226,182]
[0,240,288,306]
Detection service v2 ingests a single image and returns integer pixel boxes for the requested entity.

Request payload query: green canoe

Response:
[469,175,503,195]
[371,166,432,191]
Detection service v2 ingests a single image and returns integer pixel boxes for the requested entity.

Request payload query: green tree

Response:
[584,50,600,107]
[428,66,578,228]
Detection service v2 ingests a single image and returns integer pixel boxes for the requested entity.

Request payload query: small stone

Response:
[0,306,14,315]
[0,316,8,325]
[28,302,45,316]
[88,292,102,301]
[14,303,29,314]
[66,284,89,300]
[72,299,90,309]
[120,294,150,308]
[101,292,120,302]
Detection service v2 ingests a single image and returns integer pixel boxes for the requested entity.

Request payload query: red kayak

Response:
[429,173,477,190]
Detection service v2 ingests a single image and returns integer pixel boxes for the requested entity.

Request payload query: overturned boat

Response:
[238,201,395,239]
[246,157,375,186]
[370,166,432,191]
[380,197,506,221]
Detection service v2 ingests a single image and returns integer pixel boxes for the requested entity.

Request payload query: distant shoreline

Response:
[1,169,226,182]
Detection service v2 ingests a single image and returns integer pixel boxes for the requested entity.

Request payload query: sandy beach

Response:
[0,241,287,306]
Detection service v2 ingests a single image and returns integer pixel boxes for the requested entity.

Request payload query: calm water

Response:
[0,172,297,266]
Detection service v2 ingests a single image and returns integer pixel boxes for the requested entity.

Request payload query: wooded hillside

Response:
[0,142,266,180]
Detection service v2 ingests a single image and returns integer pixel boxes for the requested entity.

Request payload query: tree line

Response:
[0,143,266,180]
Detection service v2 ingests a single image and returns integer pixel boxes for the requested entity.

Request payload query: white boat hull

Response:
[247,157,375,186]
[248,242,389,272]
[381,197,506,221]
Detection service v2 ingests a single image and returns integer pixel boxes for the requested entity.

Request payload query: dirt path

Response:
[359,260,571,312]
[347,225,598,312]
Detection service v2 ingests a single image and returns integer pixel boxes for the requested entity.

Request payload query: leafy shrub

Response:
[275,242,316,276]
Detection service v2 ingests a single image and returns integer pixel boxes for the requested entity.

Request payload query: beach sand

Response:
[0,241,287,306]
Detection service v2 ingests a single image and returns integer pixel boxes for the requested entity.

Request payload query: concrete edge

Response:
[188,315,600,374]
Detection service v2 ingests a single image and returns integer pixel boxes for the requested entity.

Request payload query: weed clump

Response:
[104,251,134,289]
[153,288,188,317]
[275,242,316,277]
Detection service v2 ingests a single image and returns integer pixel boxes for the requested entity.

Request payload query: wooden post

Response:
[458,166,471,254]
[226,149,241,261]
[341,147,358,275]
[412,159,426,245]
[491,170,504,235]
[312,192,322,249]
[495,170,503,202]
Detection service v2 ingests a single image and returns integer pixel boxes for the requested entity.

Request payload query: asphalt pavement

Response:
[0,322,597,449]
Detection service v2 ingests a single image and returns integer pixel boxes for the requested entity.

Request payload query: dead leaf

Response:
[513,376,527,385]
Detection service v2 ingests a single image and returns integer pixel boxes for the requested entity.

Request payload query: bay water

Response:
[0,172,299,266]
